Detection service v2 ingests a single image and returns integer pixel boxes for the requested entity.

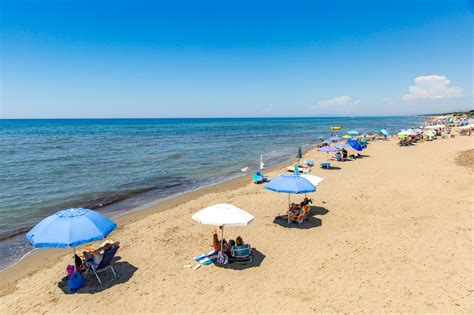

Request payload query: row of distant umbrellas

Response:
[322,129,389,142]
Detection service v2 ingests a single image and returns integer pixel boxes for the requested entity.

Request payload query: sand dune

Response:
[1,136,472,313]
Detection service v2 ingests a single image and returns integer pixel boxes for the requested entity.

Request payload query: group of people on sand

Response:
[334,148,349,161]
[212,228,246,257]
[288,197,312,217]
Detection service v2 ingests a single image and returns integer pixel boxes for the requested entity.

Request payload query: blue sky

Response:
[0,0,472,118]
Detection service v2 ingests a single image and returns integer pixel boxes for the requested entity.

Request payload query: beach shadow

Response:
[321,166,341,170]
[273,215,322,229]
[58,257,138,295]
[219,249,266,270]
[272,205,329,229]
[309,205,329,216]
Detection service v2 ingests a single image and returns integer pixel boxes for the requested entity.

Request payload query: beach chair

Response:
[288,208,306,225]
[333,153,343,161]
[320,161,331,169]
[252,171,269,184]
[88,245,119,284]
[230,244,252,264]
[303,160,314,167]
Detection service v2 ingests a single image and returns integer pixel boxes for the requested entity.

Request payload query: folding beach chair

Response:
[88,245,120,284]
[320,161,331,169]
[288,208,307,225]
[252,171,269,184]
[230,244,252,264]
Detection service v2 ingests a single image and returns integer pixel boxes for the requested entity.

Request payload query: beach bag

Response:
[69,271,84,293]
[217,252,229,265]
[66,265,75,278]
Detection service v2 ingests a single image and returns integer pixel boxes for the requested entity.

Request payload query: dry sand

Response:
[0,135,473,314]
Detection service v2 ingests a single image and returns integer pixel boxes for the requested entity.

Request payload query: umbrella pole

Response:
[220,226,224,256]
[73,247,76,272]
[288,194,291,225]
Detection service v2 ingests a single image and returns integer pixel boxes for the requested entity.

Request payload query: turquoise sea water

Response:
[0,116,425,269]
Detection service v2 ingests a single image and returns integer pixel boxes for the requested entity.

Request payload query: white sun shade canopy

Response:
[192,204,255,227]
[424,125,445,129]
[300,175,325,187]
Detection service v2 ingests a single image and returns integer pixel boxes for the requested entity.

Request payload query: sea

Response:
[0,116,426,270]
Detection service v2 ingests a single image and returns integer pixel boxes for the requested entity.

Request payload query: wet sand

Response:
[1,135,472,313]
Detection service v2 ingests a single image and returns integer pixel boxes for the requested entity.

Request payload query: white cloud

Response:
[403,75,462,101]
[318,96,360,106]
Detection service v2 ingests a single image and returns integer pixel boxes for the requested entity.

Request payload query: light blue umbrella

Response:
[27,208,117,248]
[264,174,315,217]
[264,174,315,194]
[381,129,389,136]
[335,143,350,149]
[318,145,338,162]
[329,135,341,141]
[347,130,359,136]
[317,146,338,153]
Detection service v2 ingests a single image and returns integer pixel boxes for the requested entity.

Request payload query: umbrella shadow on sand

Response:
[218,249,266,270]
[309,205,329,216]
[321,166,341,170]
[58,256,138,294]
[272,206,329,229]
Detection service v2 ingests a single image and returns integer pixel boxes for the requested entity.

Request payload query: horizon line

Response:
[0,114,433,120]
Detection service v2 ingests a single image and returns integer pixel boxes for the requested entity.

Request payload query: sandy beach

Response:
[0,135,472,314]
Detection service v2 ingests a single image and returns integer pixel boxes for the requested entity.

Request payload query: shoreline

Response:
[0,146,304,295]
[0,140,316,272]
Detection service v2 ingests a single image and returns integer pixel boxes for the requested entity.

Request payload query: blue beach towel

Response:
[194,250,218,266]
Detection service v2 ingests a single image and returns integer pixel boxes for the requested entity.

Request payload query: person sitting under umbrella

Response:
[212,229,231,254]
[83,241,120,268]
[342,148,348,160]
[288,203,301,217]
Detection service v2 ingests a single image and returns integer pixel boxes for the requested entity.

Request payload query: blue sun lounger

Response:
[252,171,269,184]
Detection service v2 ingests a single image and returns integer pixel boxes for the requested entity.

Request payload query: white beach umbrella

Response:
[192,204,255,254]
[300,175,325,187]
[192,204,254,226]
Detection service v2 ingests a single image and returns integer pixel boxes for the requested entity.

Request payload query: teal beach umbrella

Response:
[296,146,302,162]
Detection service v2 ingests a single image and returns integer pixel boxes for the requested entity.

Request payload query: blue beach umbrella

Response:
[264,174,315,194]
[264,174,316,221]
[347,130,359,136]
[347,139,364,152]
[381,129,389,136]
[329,135,341,141]
[27,208,117,248]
